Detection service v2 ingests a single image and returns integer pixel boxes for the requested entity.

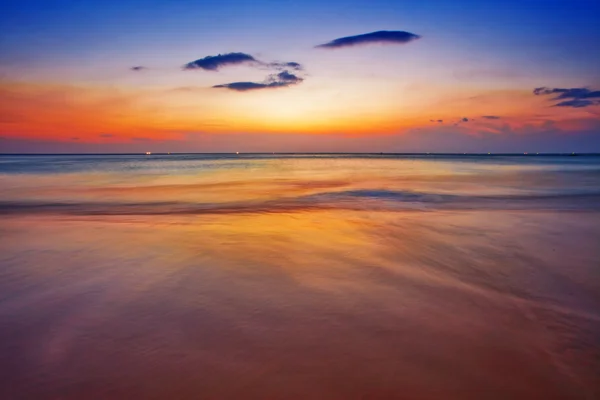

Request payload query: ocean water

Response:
[1,154,599,399]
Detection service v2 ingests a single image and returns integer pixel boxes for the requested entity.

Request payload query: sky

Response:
[1,0,600,153]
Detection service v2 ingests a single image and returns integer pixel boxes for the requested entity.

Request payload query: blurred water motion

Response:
[1,154,599,399]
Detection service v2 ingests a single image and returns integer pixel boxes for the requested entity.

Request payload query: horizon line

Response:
[1,152,598,156]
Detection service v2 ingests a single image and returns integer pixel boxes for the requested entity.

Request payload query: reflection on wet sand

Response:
[0,155,599,399]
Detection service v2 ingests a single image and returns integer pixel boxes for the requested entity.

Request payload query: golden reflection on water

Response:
[0,157,560,204]
[1,156,599,399]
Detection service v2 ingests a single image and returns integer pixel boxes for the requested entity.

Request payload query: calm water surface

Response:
[1,154,599,399]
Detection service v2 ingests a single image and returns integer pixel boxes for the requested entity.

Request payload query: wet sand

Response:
[1,155,599,399]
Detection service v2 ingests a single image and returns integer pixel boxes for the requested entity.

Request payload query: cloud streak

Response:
[213,70,303,92]
[268,61,303,71]
[534,87,600,108]
[316,30,421,49]
[213,82,289,91]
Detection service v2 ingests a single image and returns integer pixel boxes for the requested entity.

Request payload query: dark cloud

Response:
[213,81,292,92]
[534,87,600,108]
[268,61,303,71]
[462,117,469,122]
[183,53,258,71]
[214,70,304,92]
[273,71,303,83]
[316,30,421,49]
[429,119,443,123]
[183,53,304,73]
[481,115,501,120]
[555,99,597,108]
[534,87,600,100]
[130,66,146,71]
[99,133,114,138]
[438,120,443,123]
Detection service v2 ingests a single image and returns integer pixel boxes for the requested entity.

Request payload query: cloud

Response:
[534,87,600,108]
[268,61,303,71]
[554,100,597,108]
[183,53,258,71]
[214,70,304,92]
[99,133,114,138]
[183,53,304,73]
[213,81,292,91]
[481,115,501,120]
[533,87,600,100]
[272,71,303,83]
[452,117,470,126]
[316,30,421,49]
[429,119,443,123]
[130,66,146,71]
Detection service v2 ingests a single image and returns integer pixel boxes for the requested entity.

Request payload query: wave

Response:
[2,189,600,216]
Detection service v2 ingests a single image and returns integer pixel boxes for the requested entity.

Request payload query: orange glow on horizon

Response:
[0,81,596,144]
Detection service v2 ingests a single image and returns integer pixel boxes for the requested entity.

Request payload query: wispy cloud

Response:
[213,70,304,92]
[554,99,599,108]
[451,117,470,126]
[99,133,114,138]
[316,30,421,49]
[534,87,600,108]
[433,116,497,125]
[268,61,303,71]
[130,66,146,71]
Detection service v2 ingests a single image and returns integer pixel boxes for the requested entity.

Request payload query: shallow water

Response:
[1,154,599,399]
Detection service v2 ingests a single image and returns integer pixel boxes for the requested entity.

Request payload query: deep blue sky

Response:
[3,0,599,80]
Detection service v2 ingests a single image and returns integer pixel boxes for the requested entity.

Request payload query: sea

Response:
[1,153,599,399]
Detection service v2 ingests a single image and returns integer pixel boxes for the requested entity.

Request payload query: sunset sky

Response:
[1,0,600,153]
